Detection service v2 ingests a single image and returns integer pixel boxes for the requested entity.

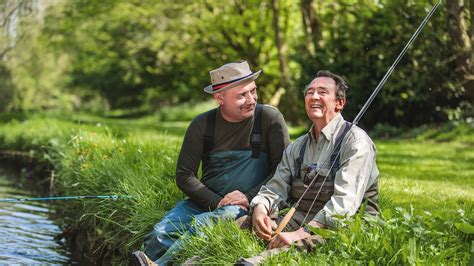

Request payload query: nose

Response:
[309,92,319,100]
[245,92,256,104]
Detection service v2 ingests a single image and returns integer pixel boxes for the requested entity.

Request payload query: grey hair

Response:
[303,70,349,100]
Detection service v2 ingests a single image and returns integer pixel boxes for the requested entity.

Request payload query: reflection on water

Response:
[0,165,73,264]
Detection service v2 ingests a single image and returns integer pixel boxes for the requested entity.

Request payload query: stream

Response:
[0,164,73,264]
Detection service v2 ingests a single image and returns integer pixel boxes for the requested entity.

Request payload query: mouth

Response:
[309,104,322,109]
[243,104,256,111]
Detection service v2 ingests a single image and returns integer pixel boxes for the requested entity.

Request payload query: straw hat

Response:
[204,60,262,94]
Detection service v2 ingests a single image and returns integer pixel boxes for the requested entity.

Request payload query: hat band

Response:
[212,72,254,91]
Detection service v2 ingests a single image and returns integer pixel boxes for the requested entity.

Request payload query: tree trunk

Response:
[446,0,474,103]
[301,0,321,57]
[469,0,474,102]
[271,0,299,123]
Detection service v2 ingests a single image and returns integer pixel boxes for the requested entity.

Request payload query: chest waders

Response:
[284,121,379,230]
[200,104,269,196]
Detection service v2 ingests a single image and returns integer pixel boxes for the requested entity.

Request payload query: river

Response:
[0,164,73,264]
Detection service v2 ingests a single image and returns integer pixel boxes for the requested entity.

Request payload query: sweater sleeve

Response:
[175,116,223,210]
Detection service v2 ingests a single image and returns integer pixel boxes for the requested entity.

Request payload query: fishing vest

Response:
[289,121,379,223]
[200,104,269,196]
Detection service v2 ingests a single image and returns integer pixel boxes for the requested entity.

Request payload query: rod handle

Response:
[273,207,296,236]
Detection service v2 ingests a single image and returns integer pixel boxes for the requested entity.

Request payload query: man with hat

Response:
[131,60,290,265]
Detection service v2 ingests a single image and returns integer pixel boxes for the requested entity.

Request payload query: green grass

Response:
[0,112,472,264]
[174,139,473,265]
[0,114,186,263]
[377,140,474,216]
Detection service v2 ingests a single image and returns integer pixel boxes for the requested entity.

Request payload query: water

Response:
[0,165,73,264]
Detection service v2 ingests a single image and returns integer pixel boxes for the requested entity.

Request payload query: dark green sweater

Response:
[175,105,289,210]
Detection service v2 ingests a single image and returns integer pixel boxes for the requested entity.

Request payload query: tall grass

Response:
[0,112,472,264]
[0,114,185,263]
[176,207,472,265]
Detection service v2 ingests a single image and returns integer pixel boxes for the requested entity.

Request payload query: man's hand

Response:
[267,220,324,249]
[267,229,310,249]
[217,190,249,211]
[252,204,273,240]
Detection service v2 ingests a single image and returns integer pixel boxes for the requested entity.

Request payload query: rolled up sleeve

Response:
[250,140,299,214]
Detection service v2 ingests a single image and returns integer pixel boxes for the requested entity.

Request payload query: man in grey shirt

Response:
[250,70,379,251]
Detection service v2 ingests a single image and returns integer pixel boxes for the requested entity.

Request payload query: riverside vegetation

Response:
[0,108,472,264]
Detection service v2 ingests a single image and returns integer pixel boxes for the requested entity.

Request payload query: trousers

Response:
[144,199,245,265]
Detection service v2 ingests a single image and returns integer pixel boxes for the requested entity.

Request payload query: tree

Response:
[271,0,297,122]
[446,0,473,114]
[301,0,321,57]
[0,0,27,111]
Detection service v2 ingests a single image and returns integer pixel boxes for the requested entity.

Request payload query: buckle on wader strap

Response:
[203,105,264,161]
[295,121,352,179]
[250,104,263,158]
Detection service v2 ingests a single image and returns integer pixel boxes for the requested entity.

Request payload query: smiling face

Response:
[214,81,258,122]
[305,77,346,126]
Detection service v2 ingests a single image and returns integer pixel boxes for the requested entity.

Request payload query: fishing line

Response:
[0,195,134,203]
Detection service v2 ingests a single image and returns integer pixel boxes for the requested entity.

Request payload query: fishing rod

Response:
[272,0,441,237]
[0,195,134,203]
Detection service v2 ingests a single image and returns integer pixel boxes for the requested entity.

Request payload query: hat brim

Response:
[203,70,262,94]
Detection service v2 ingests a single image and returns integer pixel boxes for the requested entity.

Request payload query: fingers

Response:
[226,190,245,198]
[227,197,249,207]
[268,236,278,249]
[219,190,249,208]
[236,204,248,212]
[217,198,225,208]
[254,216,273,240]
[267,233,291,249]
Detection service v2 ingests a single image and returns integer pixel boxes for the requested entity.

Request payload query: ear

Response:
[335,98,346,112]
[213,92,221,101]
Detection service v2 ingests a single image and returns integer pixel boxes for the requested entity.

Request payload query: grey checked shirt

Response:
[250,113,379,228]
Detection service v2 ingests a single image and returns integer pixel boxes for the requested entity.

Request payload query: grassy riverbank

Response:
[0,111,472,264]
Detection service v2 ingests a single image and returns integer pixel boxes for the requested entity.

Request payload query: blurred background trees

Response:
[0,0,472,128]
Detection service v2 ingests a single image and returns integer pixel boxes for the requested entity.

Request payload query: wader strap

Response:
[293,136,309,179]
[329,121,352,177]
[203,105,263,160]
[250,104,263,158]
[295,121,352,179]
[203,108,217,160]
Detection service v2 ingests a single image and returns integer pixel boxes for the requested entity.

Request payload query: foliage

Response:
[174,220,266,264]
[174,207,472,265]
[0,113,185,263]
[370,119,474,143]
[264,207,472,265]
[0,112,472,264]
[295,0,470,128]
[1,0,472,127]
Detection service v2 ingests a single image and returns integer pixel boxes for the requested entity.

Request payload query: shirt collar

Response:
[307,113,344,143]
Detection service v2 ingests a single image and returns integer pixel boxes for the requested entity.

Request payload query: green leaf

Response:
[309,227,334,239]
[383,239,392,253]
[339,232,351,245]
[455,223,474,234]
